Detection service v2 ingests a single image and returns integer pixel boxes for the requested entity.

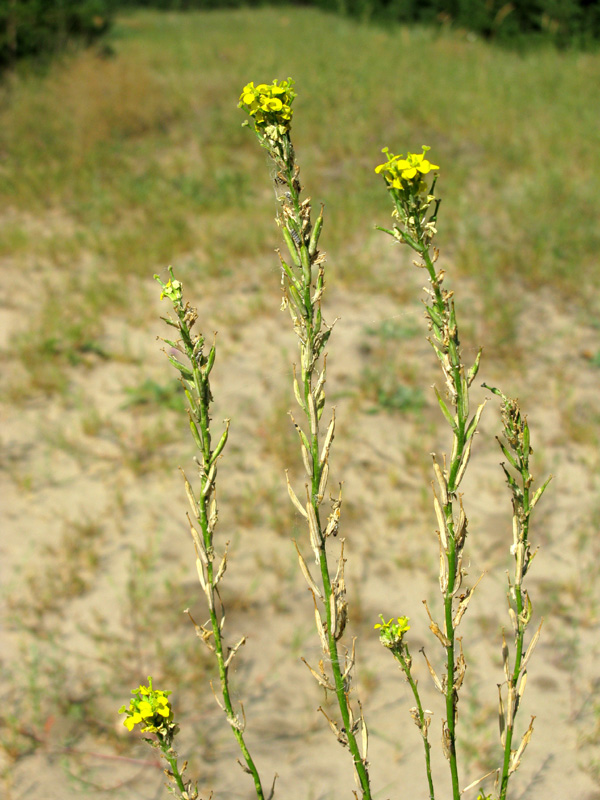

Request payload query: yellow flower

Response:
[375,614,411,648]
[375,146,439,188]
[119,677,174,734]
[238,78,296,130]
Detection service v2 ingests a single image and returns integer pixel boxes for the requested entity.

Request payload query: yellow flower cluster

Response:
[375,614,411,649]
[375,146,439,190]
[238,78,296,130]
[119,678,173,733]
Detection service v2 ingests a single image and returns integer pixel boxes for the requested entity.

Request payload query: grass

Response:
[1,9,599,298]
[1,7,600,800]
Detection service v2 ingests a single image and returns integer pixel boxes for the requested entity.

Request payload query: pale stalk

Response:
[483,386,550,800]
[156,272,266,800]
[279,138,373,800]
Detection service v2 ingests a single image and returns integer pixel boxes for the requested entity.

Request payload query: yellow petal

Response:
[138,700,153,718]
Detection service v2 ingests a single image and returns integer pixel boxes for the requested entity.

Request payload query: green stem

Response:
[283,149,372,800]
[396,649,435,800]
[159,741,188,796]
[175,307,266,800]
[420,243,465,800]
[498,458,530,800]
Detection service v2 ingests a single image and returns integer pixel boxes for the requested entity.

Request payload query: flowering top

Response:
[238,78,296,132]
[375,615,411,649]
[155,266,183,304]
[375,146,439,190]
[119,677,174,733]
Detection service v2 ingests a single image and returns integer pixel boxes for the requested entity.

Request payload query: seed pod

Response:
[214,550,228,586]
[317,462,329,503]
[467,347,482,386]
[454,436,473,490]
[509,717,535,775]
[286,471,308,518]
[292,364,306,411]
[434,386,457,431]
[465,400,486,442]
[209,419,230,466]
[432,455,448,505]
[314,602,329,653]
[306,499,322,564]
[420,649,443,696]
[294,539,323,598]
[502,630,510,682]
[320,412,336,466]
[307,391,318,436]
[201,461,217,497]
[282,226,301,267]
[189,415,204,451]
[308,205,324,256]
[187,514,206,563]
[433,488,448,551]
[498,685,506,746]
[521,620,543,671]
[181,469,199,519]
[205,342,216,375]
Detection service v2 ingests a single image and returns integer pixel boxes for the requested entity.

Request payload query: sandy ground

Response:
[1,234,600,800]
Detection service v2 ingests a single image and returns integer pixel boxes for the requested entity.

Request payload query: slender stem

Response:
[272,136,372,799]
[497,417,532,800]
[165,296,266,800]
[420,242,466,800]
[293,181,372,800]
[159,741,188,796]
[395,649,435,800]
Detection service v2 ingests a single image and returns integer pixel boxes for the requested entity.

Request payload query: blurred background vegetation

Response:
[1,0,599,72]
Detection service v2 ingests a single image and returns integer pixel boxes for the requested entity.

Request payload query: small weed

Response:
[364,318,420,341]
[122,378,186,412]
[362,368,425,414]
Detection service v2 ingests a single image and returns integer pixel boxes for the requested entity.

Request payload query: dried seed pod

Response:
[306,496,322,563]
[181,469,199,520]
[433,488,448,551]
[502,630,510,683]
[453,572,484,628]
[454,436,473,490]
[509,717,535,775]
[317,462,329,503]
[454,637,467,691]
[520,620,543,671]
[187,514,207,563]
[421,647,444,694]
[286,471,308,518]
[224,636,246,669]
[301,658,335,691]
[441,721,452,761]
[314,600,329,653]
[214,549,228,586]
[320,411,336,466]
[307,390,318,436]
[294,540,323,599]
[432,455,449,505]
[423,600,451,647]
[324,491,342,538]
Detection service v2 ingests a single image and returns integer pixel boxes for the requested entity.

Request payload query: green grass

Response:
[1,8,599,301]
